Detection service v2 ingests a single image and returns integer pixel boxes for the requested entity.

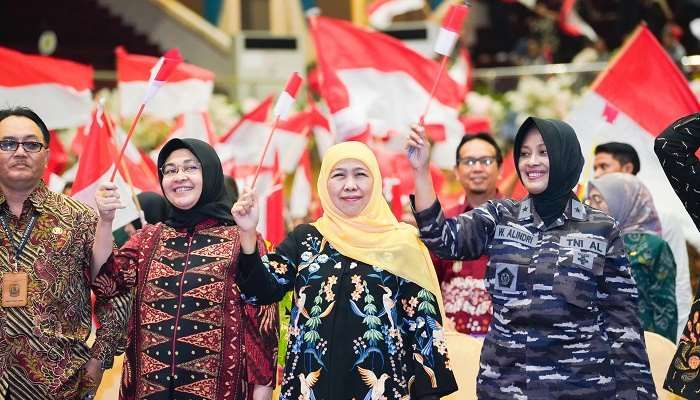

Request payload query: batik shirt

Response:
[657,113,700,396]
[96,220,278,400]
[0,182,122,399]
[623,233,677,342]
[414,196,656,399]
[238,224,458,400]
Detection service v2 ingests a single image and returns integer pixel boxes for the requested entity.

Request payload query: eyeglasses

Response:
[457,156,497,168]
[0,140,45,153]
[160,162,202,177]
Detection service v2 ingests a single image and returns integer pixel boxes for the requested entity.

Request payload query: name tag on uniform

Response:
[494,224,538,247]
[559,234,608,256]
[494,264,518,291]
[2,272,27,307]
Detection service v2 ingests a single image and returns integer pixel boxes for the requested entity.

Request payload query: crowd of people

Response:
[0,103,699,399]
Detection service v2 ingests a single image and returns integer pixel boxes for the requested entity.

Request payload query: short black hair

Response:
[594,142,640,175]
[0,106,50,145]
[455,132,503,166]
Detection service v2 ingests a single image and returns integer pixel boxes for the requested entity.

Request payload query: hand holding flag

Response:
[110,48,183,182]
[251,72,303,188]
[409,2,470,158]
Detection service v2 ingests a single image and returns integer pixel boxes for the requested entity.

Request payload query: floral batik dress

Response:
[238,224,458,400]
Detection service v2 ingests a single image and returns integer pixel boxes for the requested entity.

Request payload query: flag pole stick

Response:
[104,112,146,226]
[110,103,146,182]
[251,115,281,189]
[418,55,449,127]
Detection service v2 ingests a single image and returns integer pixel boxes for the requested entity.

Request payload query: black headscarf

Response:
[513,117,584,226]
[130,192,170,230]
[157,138,235,229]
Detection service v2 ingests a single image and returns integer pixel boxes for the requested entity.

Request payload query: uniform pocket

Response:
[554,248,603,309]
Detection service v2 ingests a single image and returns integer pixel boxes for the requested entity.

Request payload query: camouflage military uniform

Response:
[413,196,656,399]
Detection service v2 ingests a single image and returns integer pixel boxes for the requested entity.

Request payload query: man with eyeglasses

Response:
[431,132,503,335]
[0,107,121,399]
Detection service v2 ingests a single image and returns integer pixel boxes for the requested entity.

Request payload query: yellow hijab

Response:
[311,142,445,316]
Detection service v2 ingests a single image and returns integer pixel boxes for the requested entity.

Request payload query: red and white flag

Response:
[309,16,463,168]
[566,26,699,238]
[289,149,314,220]
[216,97,308,174]
[109,119,160,193]
[263,153,285,245]
[153,111,219,158]
[367,0,425,29]
[310,105,334,157]
[116,46,211,119]
[71,111,140,229]
[559,0,598,42]
[0,47,93,129]
[229,152,285,244]
[273,72,303,119]
[448,47,473,101]
[43,131,69,192]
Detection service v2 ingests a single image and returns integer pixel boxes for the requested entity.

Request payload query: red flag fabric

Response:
[216,97,308,174]
[289,149,314,220]
[71,111,140,228]
[309,16,463,168]
[116,47,213,119]
[43,130,68,184]
[265,153,285,245]
[0,47,93,129]
[154,111,219,156]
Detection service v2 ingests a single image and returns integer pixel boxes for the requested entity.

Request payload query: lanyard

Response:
[0,210,38,271]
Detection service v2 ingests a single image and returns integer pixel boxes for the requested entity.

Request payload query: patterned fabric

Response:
[0,181,123,399]
[238,224,458,400]
[657,113,700,396]
[96,219,278,400]
[623,233,677,342]
[431,200,493,335]
[414,196,656,399]
[655,113,700,230]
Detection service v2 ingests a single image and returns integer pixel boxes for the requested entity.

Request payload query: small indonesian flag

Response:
[117,47,213,119]
[143,48,184,105]
[273,72,303,118]
[434,3,469,56]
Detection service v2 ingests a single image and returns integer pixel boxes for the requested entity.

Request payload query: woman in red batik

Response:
[94,139,278,400]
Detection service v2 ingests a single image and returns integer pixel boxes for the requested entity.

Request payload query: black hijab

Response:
[513,117,584,226]
[157,138,235,229]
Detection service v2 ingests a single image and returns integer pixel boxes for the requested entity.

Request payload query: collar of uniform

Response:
[564,197,587,222]
[517,198,533,221]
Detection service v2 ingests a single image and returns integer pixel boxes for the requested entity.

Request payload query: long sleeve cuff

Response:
[411,196,443,230]
[89,338,115,365]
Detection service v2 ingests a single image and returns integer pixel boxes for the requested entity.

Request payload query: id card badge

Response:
[2,272,27,307]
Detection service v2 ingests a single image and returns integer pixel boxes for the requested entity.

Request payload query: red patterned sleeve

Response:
[243,303,279,386]
[242,238,279,386]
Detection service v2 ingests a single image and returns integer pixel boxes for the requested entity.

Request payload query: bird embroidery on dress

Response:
[377,284,397,331]
[298,368,322,400]
[357,366,389,400]
[413,353,437,388]
[292,285,311,330]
